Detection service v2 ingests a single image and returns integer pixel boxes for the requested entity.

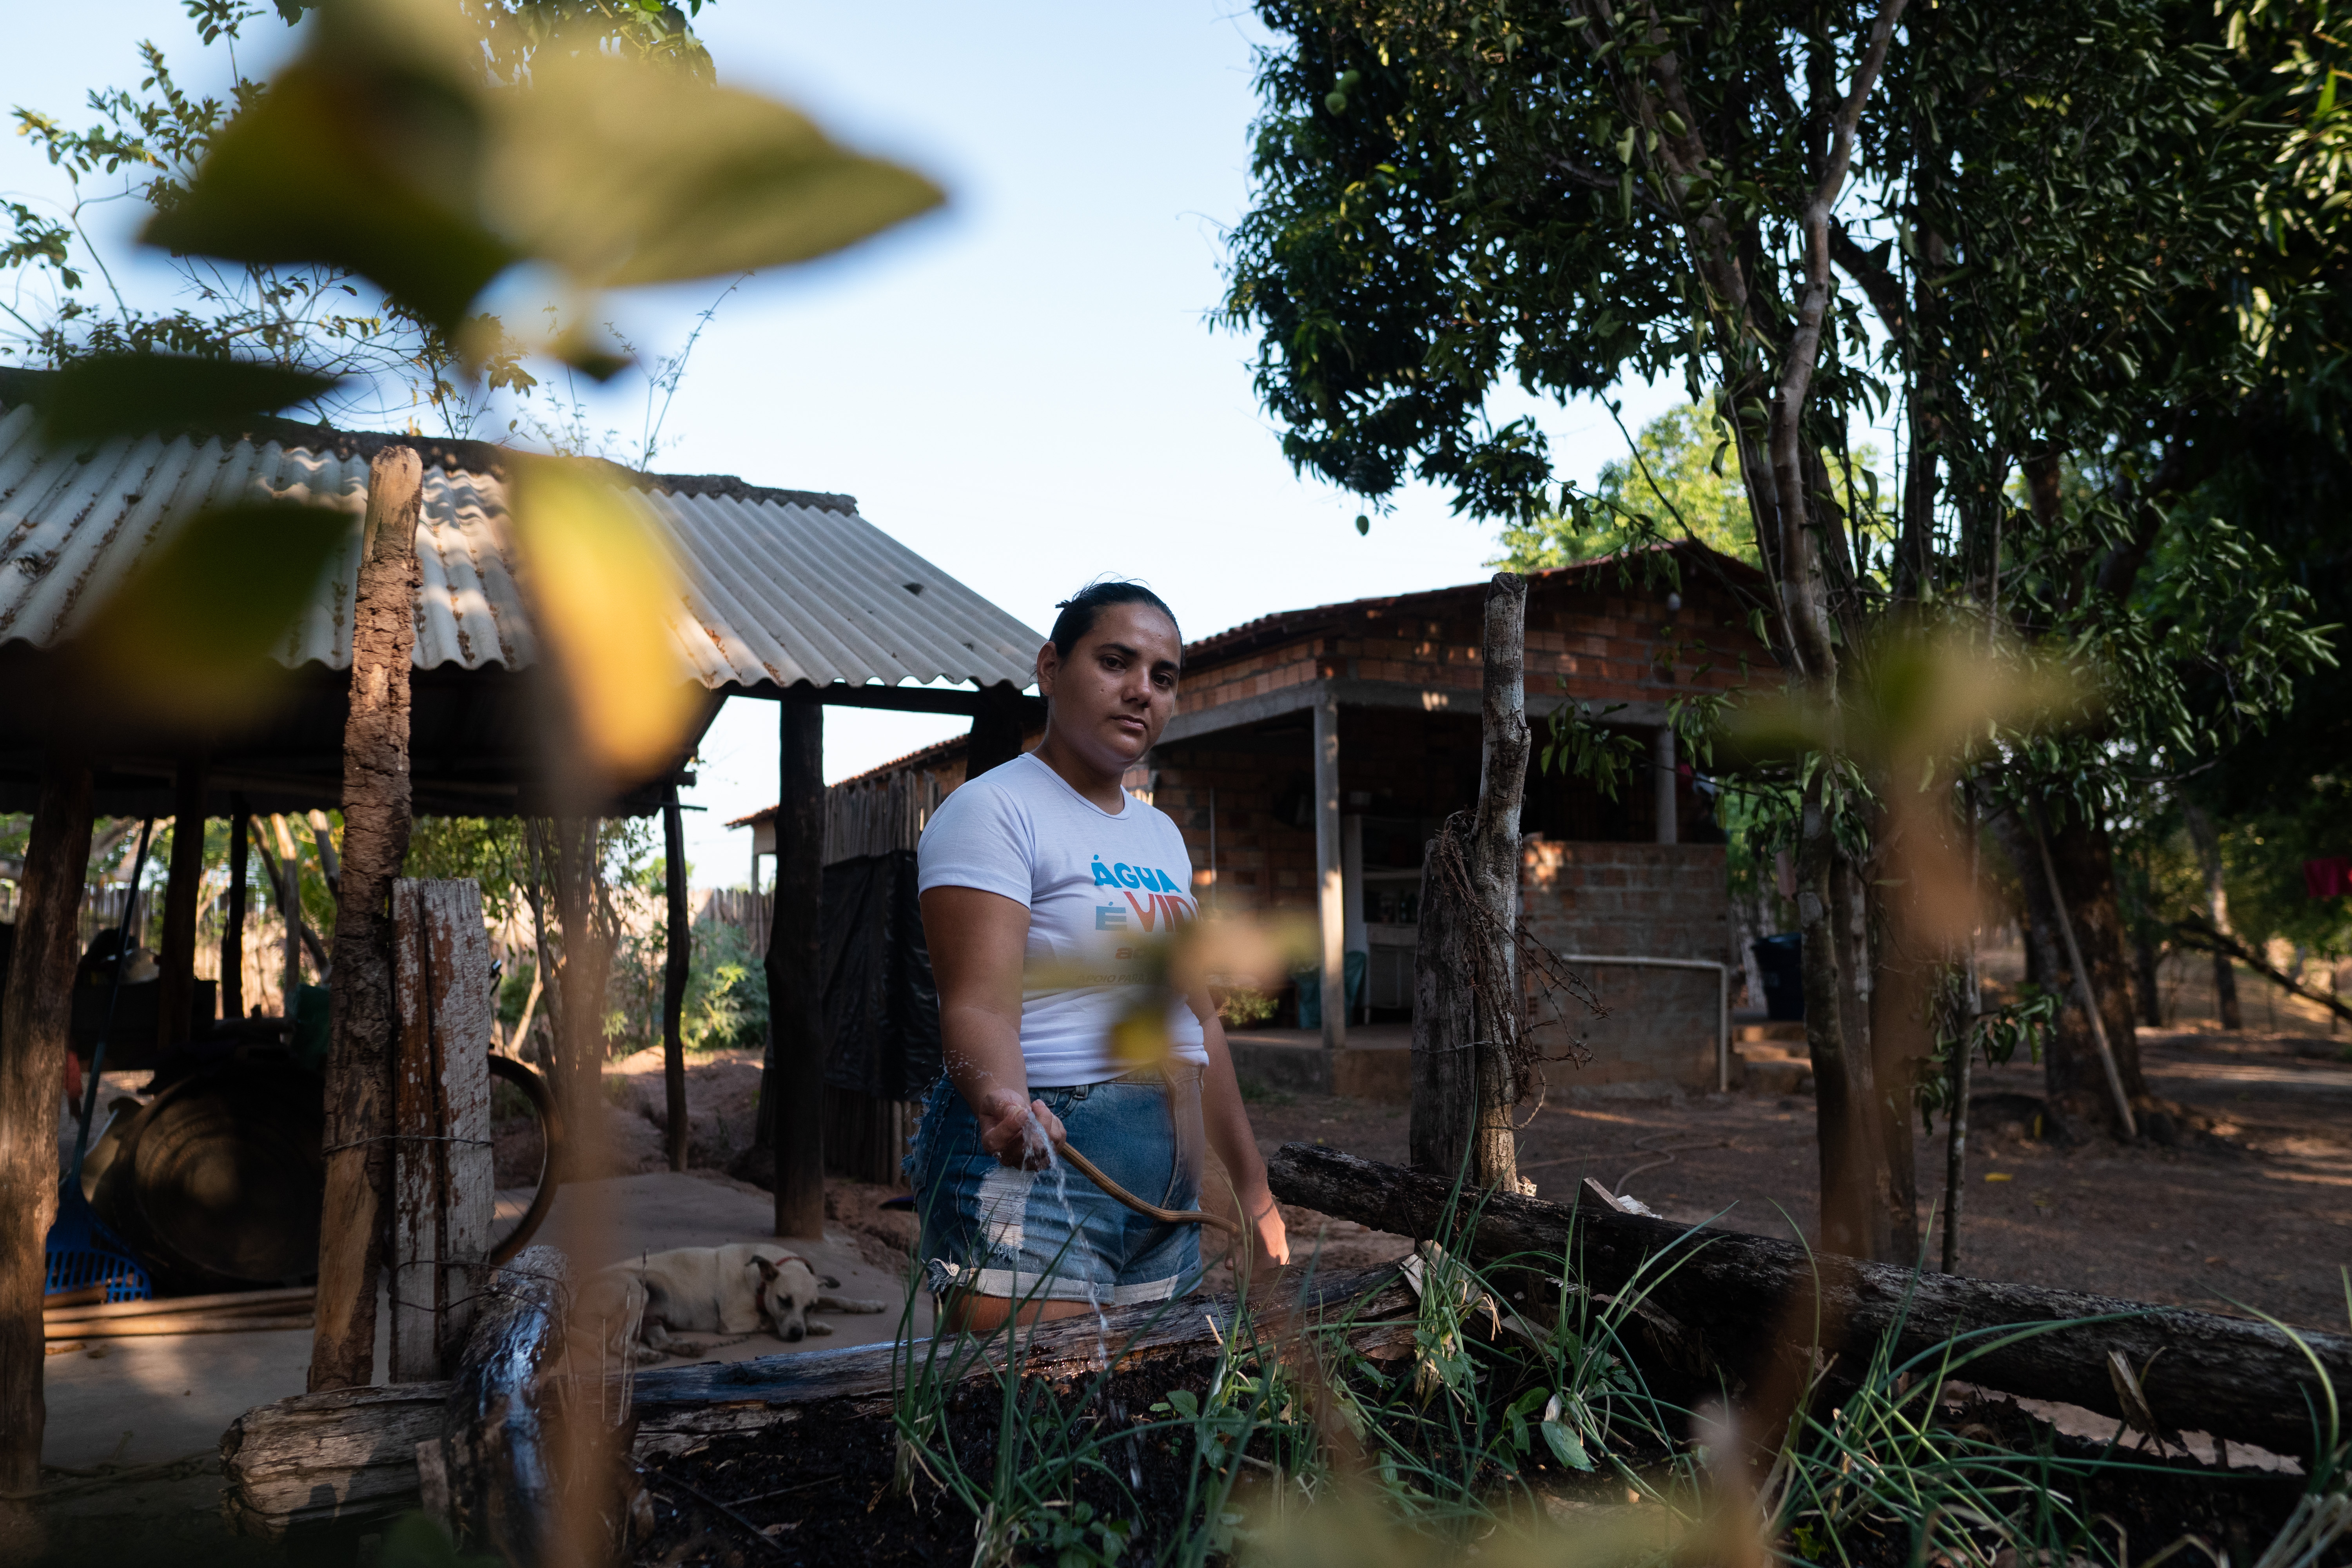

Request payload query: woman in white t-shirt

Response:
[910,581,1289,1329]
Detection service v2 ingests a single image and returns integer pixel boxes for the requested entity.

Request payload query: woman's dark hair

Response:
[1048,579,1181,660]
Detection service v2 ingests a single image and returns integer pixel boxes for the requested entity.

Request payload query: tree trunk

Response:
[157,755,207,1054]
[1805,789,1892,1259]
[223,796,250,1020]
[661,786,691,1173]
[312,444,421,1393]
[2038,812,2147,1136]
[1408,575,1528,1190]
[1467,574,1528,1192]
[0,751,93,1497]
[766,695,826,1238]
[1864,867,1926,1263]
[2182,803,2241,1030]
[1268,1142,2350,1462]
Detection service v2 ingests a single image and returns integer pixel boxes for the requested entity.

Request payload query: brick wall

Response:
[1519,838,1730,1093]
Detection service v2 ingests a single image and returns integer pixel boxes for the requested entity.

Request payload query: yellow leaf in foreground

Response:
[1984,1172,2015,1182]
[507,456,701,779]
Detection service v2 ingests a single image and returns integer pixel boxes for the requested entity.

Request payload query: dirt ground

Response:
[1236,1022,2352,1332]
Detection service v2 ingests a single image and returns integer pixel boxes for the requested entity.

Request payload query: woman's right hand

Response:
[975,1086,1063,1170]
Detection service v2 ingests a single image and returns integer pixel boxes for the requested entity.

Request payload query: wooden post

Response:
[223,795,250,1020]
[1408,575,1528,1191]
[1651,726,1677,845]
[313,443,422,1393]
[1312,687,1345,1047]
[388,880,495,1381]
[1466,574,1529,1192]
[0,750,94,1497]
[966,680,1026,779]
[662,786,691,1173]
[158,755,207,1051]
[307,810,343,898]
[766,693,826,1238]
[275,815,303,1006]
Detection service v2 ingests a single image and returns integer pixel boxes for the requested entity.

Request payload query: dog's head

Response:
[747,1247,842,1342]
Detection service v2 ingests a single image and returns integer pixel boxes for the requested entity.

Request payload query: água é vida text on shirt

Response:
[1090,855,1194,934]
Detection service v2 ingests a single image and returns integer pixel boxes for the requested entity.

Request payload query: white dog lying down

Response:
[578,1243,887,1362]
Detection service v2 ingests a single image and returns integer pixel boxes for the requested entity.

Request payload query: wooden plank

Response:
[222,797,249,1020]
[0,750,95,1494]
[389,879,495,1382]
[662,788,691,1172]
[221,1383,447,1540]
[1269,1142,2352,1460]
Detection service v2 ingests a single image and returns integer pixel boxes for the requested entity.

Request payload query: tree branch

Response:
[1769,0,1909,682]
[2171,917,2352,1027]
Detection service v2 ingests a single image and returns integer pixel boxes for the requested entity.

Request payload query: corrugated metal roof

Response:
[1180,540,1764,666]
[0,403,1043,693]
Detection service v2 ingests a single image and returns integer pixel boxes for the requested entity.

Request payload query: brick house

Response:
[829,542,1773,1095]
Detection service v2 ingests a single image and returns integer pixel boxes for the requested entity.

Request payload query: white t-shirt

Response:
[916,752,1207,1086]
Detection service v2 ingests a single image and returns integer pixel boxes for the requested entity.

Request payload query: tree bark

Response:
[766,694,826,1238]
[1804,789,1891,1259]
[158,755,207,1053]
[223,796,250,1020]
[1268,1143,2352,1461]
[662,786,691,1173]
[2182,803,2241,1030]
[0,751,93,1498]
[1468,574,1528,1192]
[312,444,421,1393]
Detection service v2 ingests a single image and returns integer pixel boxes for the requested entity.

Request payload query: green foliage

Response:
[681,915,769,1053]
[1494,404,1756,571]
[1212,983,1278,1029]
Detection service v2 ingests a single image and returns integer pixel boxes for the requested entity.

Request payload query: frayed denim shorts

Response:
[907,1064,1206,1307]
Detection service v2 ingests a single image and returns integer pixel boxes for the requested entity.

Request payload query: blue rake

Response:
[44,818,156,1305]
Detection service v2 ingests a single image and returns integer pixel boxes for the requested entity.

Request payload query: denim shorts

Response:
[907,1065,1206,1307]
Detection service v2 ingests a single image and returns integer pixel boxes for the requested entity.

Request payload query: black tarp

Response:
[820,849,942,1100]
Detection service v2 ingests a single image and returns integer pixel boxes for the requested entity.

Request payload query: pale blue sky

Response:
[2,2,1686,886]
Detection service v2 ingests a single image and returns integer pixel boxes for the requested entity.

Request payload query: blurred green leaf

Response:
[143,0,940,336]
[495,51,944,289]
[37,354,343,444]
[141,52,513,335]
[76,501,350,722]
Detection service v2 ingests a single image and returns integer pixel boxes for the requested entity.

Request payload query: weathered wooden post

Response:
[767,692,826,1238]
[661,784,691,1173]
[0,750,94,1497]
[1408,573,1529,1191]
[157,754,207,1051]
[388,879,495,1382]
[966,679,1027,778]
[313,444,422,1392]
[222,793,250,1019]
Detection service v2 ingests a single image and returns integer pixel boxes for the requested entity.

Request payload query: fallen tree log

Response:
[219,1265,1412,1539]
[1268,1143,2352,1460]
